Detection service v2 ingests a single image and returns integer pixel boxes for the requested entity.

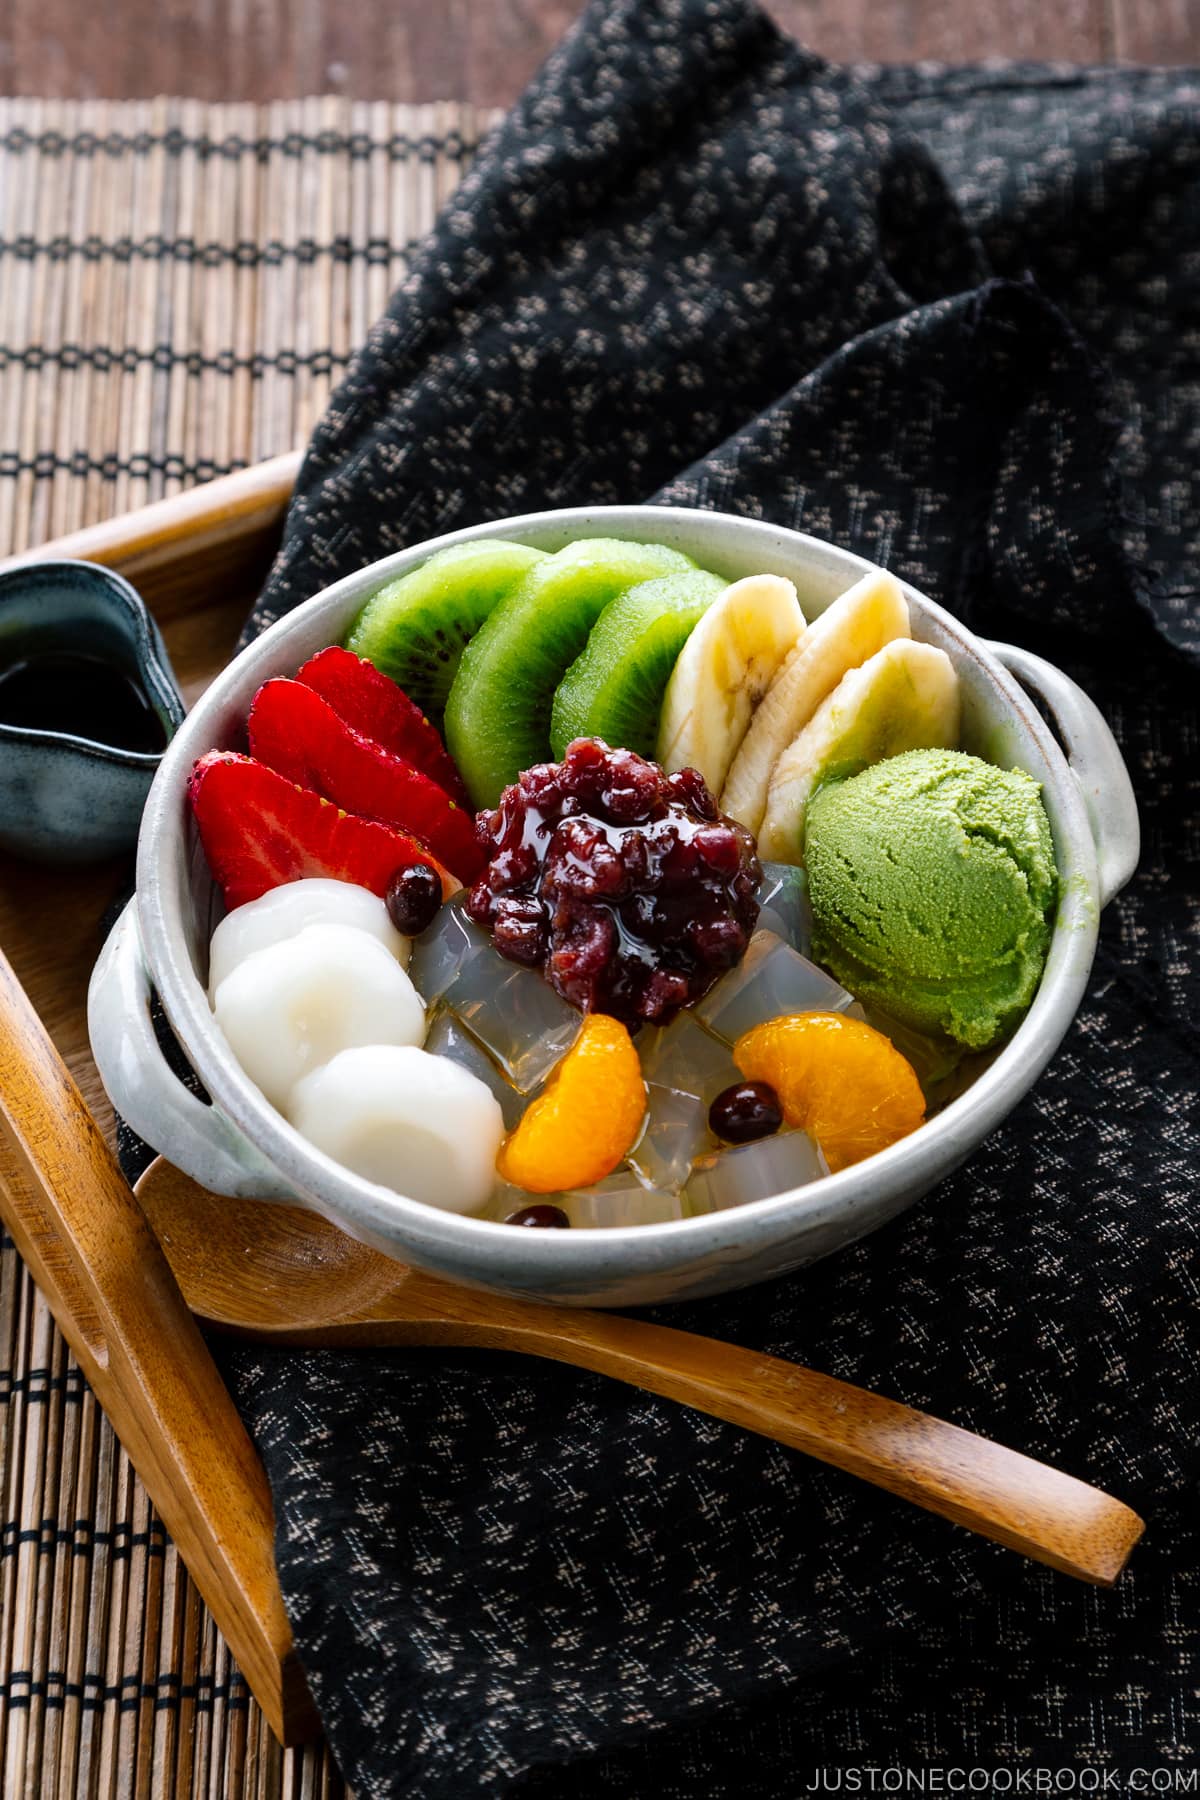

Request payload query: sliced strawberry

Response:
[247,678,484,882]
[188,751,459,912]
[296,646,469,807]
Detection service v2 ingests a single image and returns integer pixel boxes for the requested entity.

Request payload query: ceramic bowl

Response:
[88,508,1139,1307]
[0,560,186,862]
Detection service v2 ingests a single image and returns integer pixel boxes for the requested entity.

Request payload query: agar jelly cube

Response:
[697,929,857,1046]
[686,1129,828,1213]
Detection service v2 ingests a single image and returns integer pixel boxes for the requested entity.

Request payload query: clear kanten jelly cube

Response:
[628,1083,710,1193]
[756,860,813,954]
[697,929,858,1046]
[638,1011,742,1105]
[423,1011,525,1129]
[411,895,582,1091]
[687,1130,828,1213]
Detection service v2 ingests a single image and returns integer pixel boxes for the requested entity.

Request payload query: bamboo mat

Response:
[0,95,489,1799]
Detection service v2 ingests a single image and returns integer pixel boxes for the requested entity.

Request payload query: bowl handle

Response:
[985,641,1140,909]
[88,901,292,1199]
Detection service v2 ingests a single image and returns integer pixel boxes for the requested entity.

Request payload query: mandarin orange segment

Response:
[497,1013,647,1193]
[733,1012,925,1173]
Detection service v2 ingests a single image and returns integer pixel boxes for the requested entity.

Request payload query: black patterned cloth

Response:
[189,3,1200,1792]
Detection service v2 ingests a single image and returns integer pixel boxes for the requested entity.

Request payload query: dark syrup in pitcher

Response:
[0,651,166,752]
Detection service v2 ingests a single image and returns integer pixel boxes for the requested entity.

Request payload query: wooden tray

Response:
[0,452,318,1746]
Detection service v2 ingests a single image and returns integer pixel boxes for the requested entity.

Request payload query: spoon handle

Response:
[333,1287,1145,1585]
[0,951,317,1742]
[129,1162,1144,1587]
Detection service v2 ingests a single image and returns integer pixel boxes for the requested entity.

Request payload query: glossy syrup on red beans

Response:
[466,738,761,1026]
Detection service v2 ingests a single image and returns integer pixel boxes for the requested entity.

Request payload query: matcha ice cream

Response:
[804,748,1058,1050]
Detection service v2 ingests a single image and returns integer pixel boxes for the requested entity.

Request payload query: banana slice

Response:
[758,640,961,863]
[656,574,805,795]
[720,569,910,836]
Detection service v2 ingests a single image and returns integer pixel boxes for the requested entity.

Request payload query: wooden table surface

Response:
[0,0,1195,106]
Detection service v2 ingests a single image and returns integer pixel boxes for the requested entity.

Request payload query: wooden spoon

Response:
[0,951,318,1744]
[135,1156,1144,1585]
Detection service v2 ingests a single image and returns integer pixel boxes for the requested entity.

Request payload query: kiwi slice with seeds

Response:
[344,539,546,729]
[444,538,701,810]
[550,568,726,761]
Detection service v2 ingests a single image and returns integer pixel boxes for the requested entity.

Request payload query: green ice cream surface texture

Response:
[805,748,1058,1050]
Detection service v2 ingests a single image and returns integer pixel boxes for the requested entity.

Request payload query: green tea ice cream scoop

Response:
[804,748,1058,1050]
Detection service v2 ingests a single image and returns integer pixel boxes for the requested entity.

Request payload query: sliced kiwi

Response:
[344,539,547,727]
[549,569,726,761]
[444,538,699,808]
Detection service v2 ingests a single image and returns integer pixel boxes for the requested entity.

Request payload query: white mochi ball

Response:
[207,877,410,999]
[289,1044,505,1215]
[212,922,425,1112]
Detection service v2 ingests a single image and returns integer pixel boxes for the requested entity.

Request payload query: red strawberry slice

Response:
[296,646,468,807]
[248,678,484,882]
[188,751,459,912]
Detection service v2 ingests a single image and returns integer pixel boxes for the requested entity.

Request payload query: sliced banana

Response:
[758,640,961,863]
[656,574,805,795]
[720,569,910,836]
